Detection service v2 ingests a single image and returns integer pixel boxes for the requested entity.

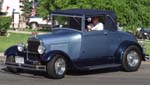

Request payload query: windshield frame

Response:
[51,14,85,32]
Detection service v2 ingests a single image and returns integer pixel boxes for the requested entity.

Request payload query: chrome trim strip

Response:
[5,62,46,71]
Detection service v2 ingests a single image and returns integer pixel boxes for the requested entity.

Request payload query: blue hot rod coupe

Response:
[5,9,145,79]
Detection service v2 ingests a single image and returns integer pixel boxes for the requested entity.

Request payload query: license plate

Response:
[15,56,24,64]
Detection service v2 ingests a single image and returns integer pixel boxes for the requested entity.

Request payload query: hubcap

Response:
[55,58,66,76]
[127,51,140,67]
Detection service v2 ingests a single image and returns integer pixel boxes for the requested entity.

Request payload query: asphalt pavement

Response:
[0,60,150,85]
[0,52,150,85]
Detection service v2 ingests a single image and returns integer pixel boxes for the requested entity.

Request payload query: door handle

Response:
[104,31,108,35]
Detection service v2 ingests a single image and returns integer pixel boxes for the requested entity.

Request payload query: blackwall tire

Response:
[6,55,22,73]
[122,46,142,72]
[46,55,66,79]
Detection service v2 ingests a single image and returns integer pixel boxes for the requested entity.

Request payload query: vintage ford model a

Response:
[5,9,145,79]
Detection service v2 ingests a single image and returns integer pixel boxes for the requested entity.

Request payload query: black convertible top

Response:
[52,9,116,20]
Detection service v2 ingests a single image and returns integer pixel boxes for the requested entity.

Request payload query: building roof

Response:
[52,9,116,19]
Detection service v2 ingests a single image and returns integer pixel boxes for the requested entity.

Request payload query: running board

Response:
[86,64,121,70]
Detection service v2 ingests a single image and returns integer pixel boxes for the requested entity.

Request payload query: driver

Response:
[87,16,104,31]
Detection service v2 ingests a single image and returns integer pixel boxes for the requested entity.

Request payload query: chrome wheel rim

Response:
[55,58,66,76]
[127,51,140,67]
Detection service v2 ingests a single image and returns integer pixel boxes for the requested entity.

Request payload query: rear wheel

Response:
[6,55,22,73]
[122,46,142,72]
[46,55,66,79]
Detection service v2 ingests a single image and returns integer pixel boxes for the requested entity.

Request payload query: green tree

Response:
[0,17,12,36]
[36,0,150,31]
[22,0,32,16]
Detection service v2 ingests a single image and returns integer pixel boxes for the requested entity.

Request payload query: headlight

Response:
[38,44,45,54]
[17,43,25,52]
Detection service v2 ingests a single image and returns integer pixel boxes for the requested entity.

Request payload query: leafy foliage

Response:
[22,0,38,16]
[22,1,32,16]
[0,17,12,35]
[36,0,150,31]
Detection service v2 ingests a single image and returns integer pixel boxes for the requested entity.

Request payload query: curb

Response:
[0,53,3,56]
[8,30,48,35]
[0,53,5,64]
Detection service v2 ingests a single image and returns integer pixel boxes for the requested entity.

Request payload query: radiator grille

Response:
[27,39,40,53]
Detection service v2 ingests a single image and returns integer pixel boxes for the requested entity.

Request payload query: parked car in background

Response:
[135,28,150,40]
[26,16,52,30]
[0,12,7,16]
[5,9,145,79]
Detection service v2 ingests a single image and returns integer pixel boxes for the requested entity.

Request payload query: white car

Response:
[26,17,52,29]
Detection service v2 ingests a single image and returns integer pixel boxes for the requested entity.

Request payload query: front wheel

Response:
[46,55,66,79]
[6,55,22,73]
[122,46,142,72]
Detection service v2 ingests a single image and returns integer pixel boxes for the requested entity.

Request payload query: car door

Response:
[106,31,121,64]
[104,15,120,64]
[77,30,110,67]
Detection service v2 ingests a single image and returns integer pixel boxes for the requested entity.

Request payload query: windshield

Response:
[52,15,82,31]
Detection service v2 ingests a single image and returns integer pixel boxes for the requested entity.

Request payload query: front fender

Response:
[115,41,145,64]
[41,50,70,62]
[4,45,18,57]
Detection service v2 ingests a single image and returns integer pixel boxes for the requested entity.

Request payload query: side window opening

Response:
[104,15,117,31]
[85,15,105,32]
[53,16,82,31]
[69,17,82,31]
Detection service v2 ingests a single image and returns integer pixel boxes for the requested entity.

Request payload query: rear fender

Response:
[115,41,145,64]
